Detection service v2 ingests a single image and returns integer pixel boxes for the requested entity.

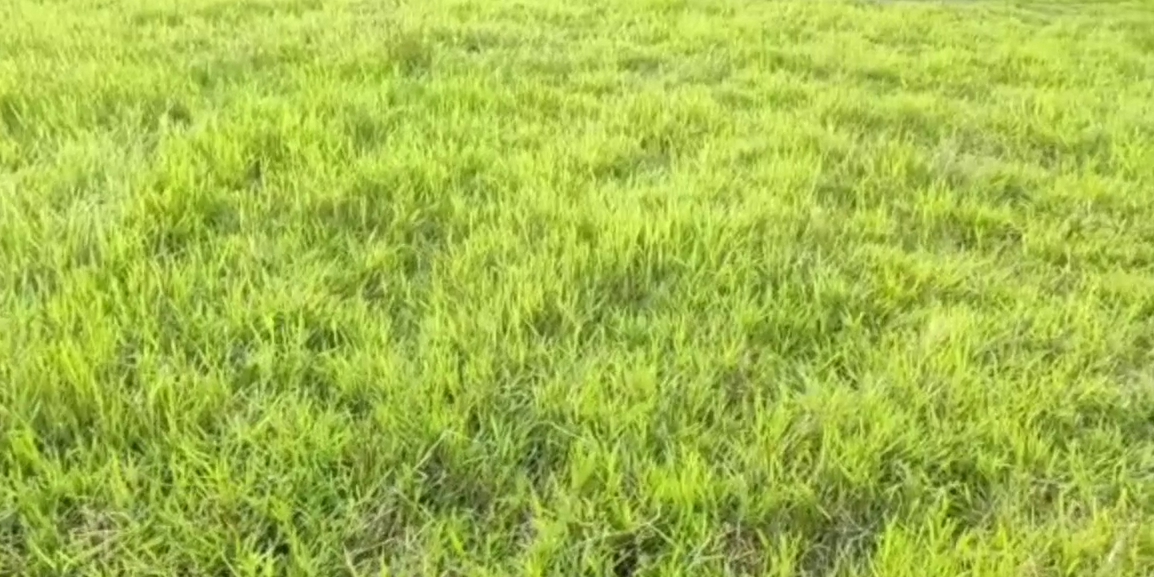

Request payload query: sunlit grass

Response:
[2,0,1153,575]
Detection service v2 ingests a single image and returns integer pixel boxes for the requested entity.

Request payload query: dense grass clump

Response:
[2,0,1153,575]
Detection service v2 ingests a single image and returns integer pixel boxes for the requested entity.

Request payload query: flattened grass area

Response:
[2,0,1154,574]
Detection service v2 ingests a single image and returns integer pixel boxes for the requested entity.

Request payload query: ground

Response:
[1,0,1153,575]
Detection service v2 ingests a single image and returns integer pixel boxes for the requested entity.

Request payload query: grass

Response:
[2,0,1154,574]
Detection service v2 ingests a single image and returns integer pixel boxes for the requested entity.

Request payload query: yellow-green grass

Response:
[2,0,1153,575]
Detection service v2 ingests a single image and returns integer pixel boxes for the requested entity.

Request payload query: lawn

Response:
[2,0,1153,575]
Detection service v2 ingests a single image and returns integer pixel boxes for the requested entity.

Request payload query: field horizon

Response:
[2,0,1153,575]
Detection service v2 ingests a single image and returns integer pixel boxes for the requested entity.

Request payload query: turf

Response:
[2,0,1153,575]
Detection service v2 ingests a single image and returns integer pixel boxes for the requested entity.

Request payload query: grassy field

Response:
[2,0,1154,575]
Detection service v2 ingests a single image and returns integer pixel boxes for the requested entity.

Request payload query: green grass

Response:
[2,0,1154,574]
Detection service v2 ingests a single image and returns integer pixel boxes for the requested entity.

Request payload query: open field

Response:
[2,0,1154,575]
